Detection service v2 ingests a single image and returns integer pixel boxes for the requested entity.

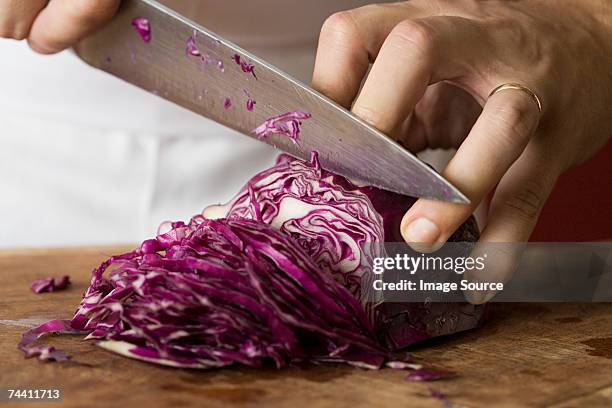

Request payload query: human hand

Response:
[0,0,120,53]
[312,0,612,250]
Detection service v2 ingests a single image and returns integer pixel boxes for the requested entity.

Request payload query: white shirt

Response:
[0,1,374,247]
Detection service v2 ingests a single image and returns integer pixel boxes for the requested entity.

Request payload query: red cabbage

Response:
[204,153,384,296]
[190,37,224,72]
[186,35,201,57]
[19,154,483,371]
[232,54,257,78]
[386,361,421,370]
[131,17,151,43]
[70,217,390,369]
[31,276,71,293]
[246,98,256,111]
[224,97,232,109]
[253,111,311,146]
[244,90,256,112]
[205,154,484,349]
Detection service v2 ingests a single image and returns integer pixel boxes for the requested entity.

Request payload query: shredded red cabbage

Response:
[131,17,151,43]
[68,218,391,368]
[186,34,201,57]
[186,35,225,72]
[224,97,232,109]
[232,54,257,79]
[253,111,311,146]
[31,276,71,293]
[18,319,82,362]
[244,90,256,112]
[246,98,256,111]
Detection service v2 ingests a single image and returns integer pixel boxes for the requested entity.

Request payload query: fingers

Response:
[311,10,369,108]
[313,6,489,142]
[463,242,525,304]
[28,0,120,54]
[481,143,559,243]
[463,143,560,303]
[352,17,485,137]
[397,82,482,152]
[0,0,48,40]
[311,3,437,108]
[401,86,542,249]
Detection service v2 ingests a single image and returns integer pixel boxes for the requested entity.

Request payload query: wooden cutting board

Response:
[1,247,612,408]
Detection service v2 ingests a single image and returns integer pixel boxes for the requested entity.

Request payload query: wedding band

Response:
[488,83,543,113]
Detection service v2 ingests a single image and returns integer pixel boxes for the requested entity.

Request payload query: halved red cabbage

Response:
[253,111,311,146]
[204,153,384,296]
[31,276,71,293]
[131,17,151,43]
[205,154,484,349]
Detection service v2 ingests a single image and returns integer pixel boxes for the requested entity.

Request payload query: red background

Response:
[531,140,612,241]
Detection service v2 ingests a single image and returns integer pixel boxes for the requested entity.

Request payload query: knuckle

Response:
[489,102,537,148]
[0,25,29,40]
[320,11,360,43]
[389,20,437,58]
[69,0,116,22]
[12,27,29,40]
[353,3,383,16]
[352,104,391,133]
[500,179,548,222]
[433,0,456,13]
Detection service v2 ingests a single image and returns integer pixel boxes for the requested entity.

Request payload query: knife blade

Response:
[73,0,468,203]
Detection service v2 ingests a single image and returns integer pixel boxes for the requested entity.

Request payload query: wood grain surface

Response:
[1,247,612,408]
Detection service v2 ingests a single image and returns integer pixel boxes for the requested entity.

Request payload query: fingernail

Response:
[482,289,498,303]
[463,289,482,305]
[466,289,497,305]
[402,217,441,244]
[28,39,56,55]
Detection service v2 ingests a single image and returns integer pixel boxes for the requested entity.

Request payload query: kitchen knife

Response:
[74,0,468,203]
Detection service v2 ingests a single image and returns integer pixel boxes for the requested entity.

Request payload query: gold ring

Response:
[488,83,542,113]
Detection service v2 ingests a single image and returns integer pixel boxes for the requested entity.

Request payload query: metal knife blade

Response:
[74,0,468,203]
